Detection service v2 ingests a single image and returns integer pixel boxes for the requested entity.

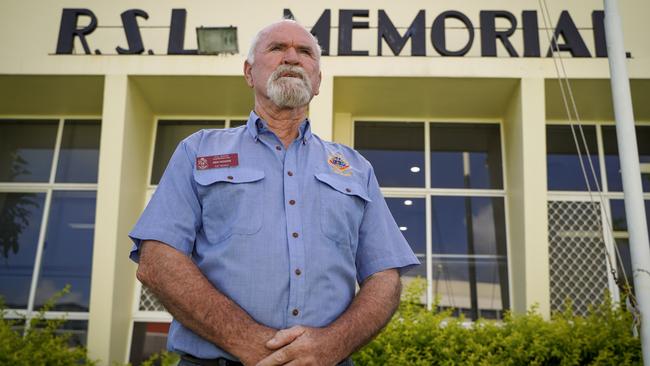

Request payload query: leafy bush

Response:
[0,286,96,366]
[1,286,178,366]
[352,279,641,365]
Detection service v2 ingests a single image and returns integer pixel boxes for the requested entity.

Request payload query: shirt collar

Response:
[245,110,313,144]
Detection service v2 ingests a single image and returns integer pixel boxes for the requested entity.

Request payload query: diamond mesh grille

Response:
[139,285,167,312]
[548,200,609,315]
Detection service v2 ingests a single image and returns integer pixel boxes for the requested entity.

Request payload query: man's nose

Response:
[282,47,300,65]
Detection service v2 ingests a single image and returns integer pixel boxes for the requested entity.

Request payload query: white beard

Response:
[266,65,313,108]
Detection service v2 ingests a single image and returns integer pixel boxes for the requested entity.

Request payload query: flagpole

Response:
[603,0,650,364]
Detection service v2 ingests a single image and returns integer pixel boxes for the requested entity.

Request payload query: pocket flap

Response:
[315,173,372,202]
[194,168,265,186]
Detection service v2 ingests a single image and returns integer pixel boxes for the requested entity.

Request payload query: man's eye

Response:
[270,45,282,51]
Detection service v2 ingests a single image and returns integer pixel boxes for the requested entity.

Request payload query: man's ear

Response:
[313,70,322,96]
[244,60,254,88]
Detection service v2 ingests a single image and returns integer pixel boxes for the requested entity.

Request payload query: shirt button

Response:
[275,145,282,151]
[295,268,302,276]
[345,188,351,193]
[227,176,234,180]
[292,232,299,238]
[287,171,294,176]
[292,308,299,316]
[289,199,296,205]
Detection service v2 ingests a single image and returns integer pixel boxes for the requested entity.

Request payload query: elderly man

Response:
[130,19,418,366]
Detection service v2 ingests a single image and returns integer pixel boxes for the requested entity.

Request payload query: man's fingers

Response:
[266,326,305,350]
[255,348,290,366]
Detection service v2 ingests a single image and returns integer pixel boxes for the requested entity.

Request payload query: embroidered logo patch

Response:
[195,153,239,170]
[327,152,352,176]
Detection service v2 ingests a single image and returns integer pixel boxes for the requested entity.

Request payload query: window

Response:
[0,118,100,344]
[546,123,650,306]
[355,121,508,320]
[609,199,650,292]
[129,322,170,365]
[546,125,601,191]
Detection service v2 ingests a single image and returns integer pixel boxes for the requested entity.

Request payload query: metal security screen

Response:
[548,200,609,315]
[139,286,166,312]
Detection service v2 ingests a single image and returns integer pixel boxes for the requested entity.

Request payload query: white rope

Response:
[537,0,638,316]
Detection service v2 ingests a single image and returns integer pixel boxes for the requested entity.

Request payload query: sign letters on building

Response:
[55,8,615,58]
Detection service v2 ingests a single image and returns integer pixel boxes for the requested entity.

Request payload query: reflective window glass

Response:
[602,126,650,192]
[615,238,633,293]
[385,197,425,278]
[355,122,425,187]
[0,120,58,182]
[129,322,170,365]
[430,124,503,189]
[431,196,507,256]
[34,191,96,311]
[0,192,46,309]
[609,199,650,233]
[230,120,247,128]
[430,196,508,319]
[432,257,507,319]
[547,125,601,191]
[55,120,101,183]
[151,120,225,185]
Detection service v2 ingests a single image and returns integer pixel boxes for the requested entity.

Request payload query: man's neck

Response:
[254,99,308,148]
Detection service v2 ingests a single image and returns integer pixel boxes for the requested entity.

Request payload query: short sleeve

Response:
[355,165,420,283]
[128,138,202,262]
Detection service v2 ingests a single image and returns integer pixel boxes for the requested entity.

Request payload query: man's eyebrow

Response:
[266,41,287,49]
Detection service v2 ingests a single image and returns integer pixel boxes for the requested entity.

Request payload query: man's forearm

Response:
[326,269,401,357]
[137,240,276,363]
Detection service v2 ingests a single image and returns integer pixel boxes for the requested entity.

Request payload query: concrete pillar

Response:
[87,75,155,364]
[309,74,334,140]
[503,78,550,318]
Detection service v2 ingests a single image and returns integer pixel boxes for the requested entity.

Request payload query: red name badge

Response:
[196,154,239,170]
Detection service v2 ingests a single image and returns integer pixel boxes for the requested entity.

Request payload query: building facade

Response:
[1,0,649,364]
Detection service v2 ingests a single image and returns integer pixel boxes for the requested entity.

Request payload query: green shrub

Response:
[352,279,642,365]
[0,286,96,366]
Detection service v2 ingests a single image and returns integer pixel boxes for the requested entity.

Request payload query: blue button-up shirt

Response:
[129,111,419,360]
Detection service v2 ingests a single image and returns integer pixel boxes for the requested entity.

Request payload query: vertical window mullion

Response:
[424,122,433,309]
[49,119,65,184]
[25,118,63,323]
[425,194,433,310]
[597,125,621,299]
[596,125,609,193]
[25,187,54,320]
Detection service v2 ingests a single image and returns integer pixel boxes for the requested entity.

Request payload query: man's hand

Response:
[256,326,342,366]
[256,269,401,366]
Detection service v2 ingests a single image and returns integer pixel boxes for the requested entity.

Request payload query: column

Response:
[87,75,155,364]
[503,78,550,318]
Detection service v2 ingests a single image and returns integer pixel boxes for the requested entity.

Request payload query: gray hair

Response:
[247,19,322,65]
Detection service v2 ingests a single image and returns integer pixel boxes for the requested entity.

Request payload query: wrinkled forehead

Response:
[257,23,319,53]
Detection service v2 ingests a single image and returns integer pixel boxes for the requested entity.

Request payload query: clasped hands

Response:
[246,325,345,366]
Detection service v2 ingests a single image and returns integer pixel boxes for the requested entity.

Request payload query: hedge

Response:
[352,279,641,365]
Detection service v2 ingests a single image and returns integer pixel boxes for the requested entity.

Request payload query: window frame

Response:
[352,118,511,318]
[546,120,650,300]
[0,115,101,327]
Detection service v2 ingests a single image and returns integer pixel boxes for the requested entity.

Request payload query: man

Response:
[129,19,418,366]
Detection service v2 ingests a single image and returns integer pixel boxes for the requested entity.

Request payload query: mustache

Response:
[271,65,308,81]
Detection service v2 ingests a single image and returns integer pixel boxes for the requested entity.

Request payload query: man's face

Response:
[244,22,321,108]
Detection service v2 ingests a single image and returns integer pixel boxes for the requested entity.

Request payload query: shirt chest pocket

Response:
[315,173,371,246]
[194,168,265,243]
